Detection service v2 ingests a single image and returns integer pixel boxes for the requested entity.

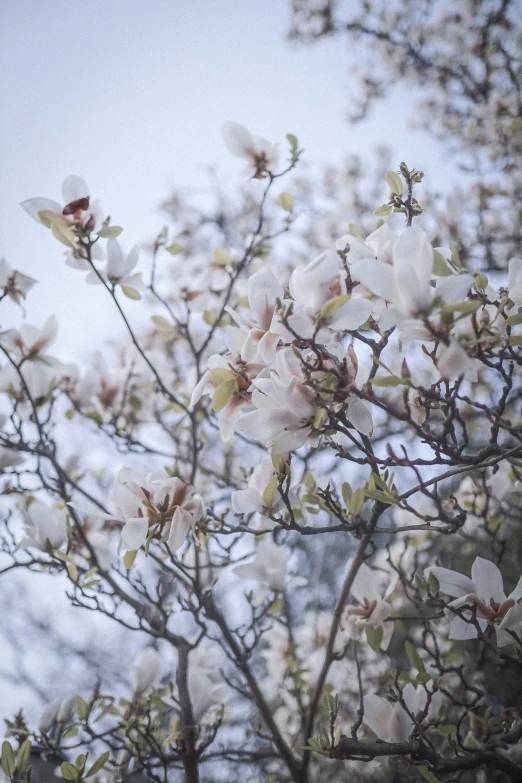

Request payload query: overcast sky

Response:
[0,0,445,359]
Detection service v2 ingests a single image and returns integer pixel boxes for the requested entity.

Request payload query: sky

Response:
[0,0,448,361]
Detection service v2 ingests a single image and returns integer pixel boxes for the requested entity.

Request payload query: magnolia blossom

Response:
[22,175,103,233]
[0,258,36,304]
[364,683,443,743]
[231,457,298,520]
[425,556,522,646]
[342,561,397,650]
[235,347,318,453]
[0,316,77,401]
[86,239,144,297]
[73,468,204,554]
[508,256,522,305]
[38,694,76,733]
[222,121,279,178]
[232,539,307,592]
[187,645,227,721]
[285,250,372,339]
[436,340,477,381]
[190,327,264,442]
[19,500,68,552]
[130,648,163,695]
[225,268,283,363]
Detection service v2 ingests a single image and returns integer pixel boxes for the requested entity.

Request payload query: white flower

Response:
[342,561,397,650]
[508,257,522,305]
[187,645,227,721]
[232,539,306,592]
[235,347,317,453]
[231,457,298,519]
[0,258,36,304]
[222,122,279,178]
[285,250,372,339]
[364,683,417,743]
[130,648,163,694]
[86,240,144,297]
[437,340,476,380]
[425,556,522,646]
[20,501,68,552]
[22,175,103,233]
[225,268,283,363]
[72,468,204,554]
[0,315,58,357]
[38,694,76,733]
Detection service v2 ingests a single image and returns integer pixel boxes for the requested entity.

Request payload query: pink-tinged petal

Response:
[363,695,393,741]
[257,330,280,364]
[168,507,194,552]
[498,602,522,632]
[350,561,380,604]
[219,395,247,442]
[121,518,149,551]
[240,331,259,363]
[328,298,373,331]
[62,175,88,204]
[221,122,255,158]
[349,258,394,299]
[236,409,293,442]
[346,399,373,436]
[437,341,473,380]
[471,556,506,603]
[508,574,522,602]
[21,198,62,223]
[248,269,283,331]
[370,600,392,627]
[424,566,475,597]
[231,487,264,514]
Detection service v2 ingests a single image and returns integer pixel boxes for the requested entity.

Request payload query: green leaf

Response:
[441,300,480,315]
[1,742,15,779]
[286,133,298,151]
[405,640,425,672]
[373,204,393,217]
[506,312,522,326]
[366,624,384,652]
[349,488,365,517]
[213,248,230,266]
[15,740,31,774]
[85,752,110,778]
[385,170,403,196]
[439,724,457,736]
[277,192,294,212]
[166,243,184,255]
[341,482,352,507]
[415,672,432,684]
[416,766,441,783]
[262,476,279,509]
[151,315,172,329]
[428,571,440,594]
[97,225,123,239]
[364,489,398,505]
[75,696,90,721]
[209,368,235,386]
[509,335,522,346]
[121,286,141,300]
[370,375,406,387]
[123,550,138,569]
[348,223,367,240]
[313,407,328,430]
[51,220,78,249]
[432,250,452,277]
[319,294,350,320]
[61,762,80,781]
[211,378,238,411]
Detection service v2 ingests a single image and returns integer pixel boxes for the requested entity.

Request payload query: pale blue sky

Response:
[0,0,445,357]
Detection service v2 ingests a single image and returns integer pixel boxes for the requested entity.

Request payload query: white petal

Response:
[363,695,393,741]
[62,175,89,204]
[21,198,62,223]
[221,122,255,158]
[471,556,506,603]
[167,507,193,552]
[120,517,149,551]
[424,566,475,597]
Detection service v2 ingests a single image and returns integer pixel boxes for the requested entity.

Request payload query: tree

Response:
[1,59,522,783]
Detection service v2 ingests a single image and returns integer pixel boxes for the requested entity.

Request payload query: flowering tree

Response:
[2,63,522,783]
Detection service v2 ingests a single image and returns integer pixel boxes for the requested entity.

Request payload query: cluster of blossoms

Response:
[1,117,522,783]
